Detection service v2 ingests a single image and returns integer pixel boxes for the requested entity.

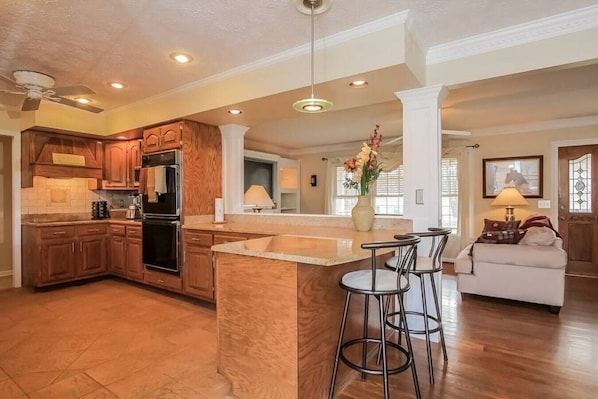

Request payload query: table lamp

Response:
[244,185,274,213]
[491,187,528,221]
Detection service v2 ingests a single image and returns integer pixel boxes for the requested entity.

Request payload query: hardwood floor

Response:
[0,275,597,398]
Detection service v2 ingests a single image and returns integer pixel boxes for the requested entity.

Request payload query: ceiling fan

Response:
[0,70,103,113]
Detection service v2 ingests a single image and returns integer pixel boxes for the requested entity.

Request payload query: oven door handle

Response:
[142,218,180,226]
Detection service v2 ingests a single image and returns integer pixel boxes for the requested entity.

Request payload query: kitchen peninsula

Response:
[189,214,412,399]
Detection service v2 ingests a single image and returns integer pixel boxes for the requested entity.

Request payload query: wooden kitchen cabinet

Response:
[103,139,142,190]
[143,121,181,153]
[109,223,142,281]
[22,223,108,287]
[183,231,214,301]
[125,225,143,281]
[108,225,127,276]
[182,230,269,302]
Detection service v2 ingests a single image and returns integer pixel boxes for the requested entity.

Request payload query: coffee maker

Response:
[126,194,141,220]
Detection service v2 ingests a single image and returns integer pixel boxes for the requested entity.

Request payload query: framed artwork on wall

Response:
[483,155,543,198]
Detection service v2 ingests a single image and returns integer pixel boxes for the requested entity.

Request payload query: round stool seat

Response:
[341,269,409,294]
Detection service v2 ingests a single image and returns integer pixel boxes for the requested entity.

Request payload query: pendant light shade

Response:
[292,0,334,113]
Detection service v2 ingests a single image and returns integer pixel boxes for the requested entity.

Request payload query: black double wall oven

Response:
[141,150,182,275]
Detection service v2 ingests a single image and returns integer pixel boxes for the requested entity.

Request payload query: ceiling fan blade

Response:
[22,97,41,111]
[52,85,95,96]
[0,88,27,95]
[0,73,18,86]
[54,96,103,113]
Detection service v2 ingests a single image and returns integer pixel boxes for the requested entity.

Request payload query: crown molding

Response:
[470,115,598,136]
[427,5,598,65]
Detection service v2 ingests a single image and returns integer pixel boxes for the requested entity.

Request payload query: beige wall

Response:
[453,125,598,239]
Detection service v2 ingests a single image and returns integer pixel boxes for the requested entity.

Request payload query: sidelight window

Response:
[568,153,592,213]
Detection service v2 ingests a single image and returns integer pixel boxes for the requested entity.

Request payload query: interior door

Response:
[558,145,598,277]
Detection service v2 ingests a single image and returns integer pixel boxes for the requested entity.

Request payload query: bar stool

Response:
[385,228,451,384]
[329,235,422,399]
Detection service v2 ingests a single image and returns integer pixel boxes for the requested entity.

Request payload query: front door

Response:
[558,145,598,277]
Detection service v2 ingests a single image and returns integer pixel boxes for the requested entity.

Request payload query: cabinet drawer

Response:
[109,225,126,236]
[126,226,142,239]
[214,234,248,245]
[144,269,182,292]
[40,226,75,239]
[184,231,213,247]
[76,224,107,236]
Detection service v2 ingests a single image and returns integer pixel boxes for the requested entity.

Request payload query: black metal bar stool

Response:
[329,235,422,399]
[385,227,451,384]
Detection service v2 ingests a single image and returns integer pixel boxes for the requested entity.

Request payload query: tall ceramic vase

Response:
[351,195,375,232]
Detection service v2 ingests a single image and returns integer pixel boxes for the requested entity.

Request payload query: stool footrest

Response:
[339,337,412,376]
[386,310,443,335]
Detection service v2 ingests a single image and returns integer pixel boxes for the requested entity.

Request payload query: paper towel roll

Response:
[215,198,224,222]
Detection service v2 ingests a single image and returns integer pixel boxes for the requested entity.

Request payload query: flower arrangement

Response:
[343,124,383,196]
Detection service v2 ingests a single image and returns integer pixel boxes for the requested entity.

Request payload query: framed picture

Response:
[483,155,543,198]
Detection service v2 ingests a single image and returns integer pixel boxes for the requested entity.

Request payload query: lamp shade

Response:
[244,185,274,207]
[491,187,529,206]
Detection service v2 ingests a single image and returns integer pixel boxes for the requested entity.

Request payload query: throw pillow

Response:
[520,215,561,238]
[476,229,527,244]
[518,226,556,246]
[483,219,521,232]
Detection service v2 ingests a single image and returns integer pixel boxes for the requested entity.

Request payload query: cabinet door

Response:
[41,239,76,283]
[104,142,127,188]
[109,236,127,276]
[78,236,108,277]
[126,238,144,281]
[183,245,214,301]
[143,127,161,153]
[159,122,181,151]
[127,140,142,187]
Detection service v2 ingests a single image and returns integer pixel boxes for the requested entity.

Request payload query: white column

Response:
[395,85,448,343]
[395,85,448,231]
[219,124,248,214]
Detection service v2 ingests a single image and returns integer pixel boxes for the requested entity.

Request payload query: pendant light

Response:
[292,0,334,113]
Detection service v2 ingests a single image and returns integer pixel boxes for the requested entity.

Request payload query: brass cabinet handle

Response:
[79,242,83,252]
[157,279,165,284]
[53,231,67,235]
[71,242,75,253]
[87,228,100,233]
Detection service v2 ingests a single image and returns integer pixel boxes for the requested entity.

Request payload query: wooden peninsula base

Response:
[214,235,396,399]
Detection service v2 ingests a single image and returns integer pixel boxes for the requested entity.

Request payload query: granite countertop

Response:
[210,229,403,266]
[22,218,142,227]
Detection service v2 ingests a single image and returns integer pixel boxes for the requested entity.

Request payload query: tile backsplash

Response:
[21,176,131,215]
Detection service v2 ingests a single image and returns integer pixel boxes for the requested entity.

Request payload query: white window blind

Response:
[441,158,459,233]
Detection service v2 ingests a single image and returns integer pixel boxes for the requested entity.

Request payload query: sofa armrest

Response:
[553,237,563,249]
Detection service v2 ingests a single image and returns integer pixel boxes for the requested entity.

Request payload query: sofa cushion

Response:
[472,243,567,269]
[519,226,556,246]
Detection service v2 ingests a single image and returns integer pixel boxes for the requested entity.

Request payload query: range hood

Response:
[21,129,103,188]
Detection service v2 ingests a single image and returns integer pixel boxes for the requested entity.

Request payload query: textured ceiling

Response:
[1,0,597,149]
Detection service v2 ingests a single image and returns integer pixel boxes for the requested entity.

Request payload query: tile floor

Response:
[0,279,229,399]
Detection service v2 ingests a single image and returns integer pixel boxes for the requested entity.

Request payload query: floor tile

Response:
[145,380,207,399]
[105,365,175,399]
[85,355,150,386]
[0,378,27,398]
[79,387,119,398]
[10,370,61,394]
[28,372,101,399]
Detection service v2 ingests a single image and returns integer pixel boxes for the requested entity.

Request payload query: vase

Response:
[351,195,375,232]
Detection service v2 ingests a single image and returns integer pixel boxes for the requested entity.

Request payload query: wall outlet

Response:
[538,199,551,208]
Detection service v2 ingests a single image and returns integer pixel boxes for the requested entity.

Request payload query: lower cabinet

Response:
[109,223,143,281]
[182,230,269,302]
[23,224,108,287]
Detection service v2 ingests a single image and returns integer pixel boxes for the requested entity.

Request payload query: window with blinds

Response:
[332,159,458,233]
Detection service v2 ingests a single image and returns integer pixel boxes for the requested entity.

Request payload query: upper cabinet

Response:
[21,129,104,188]
[102,139,142,190]
[143,121,182,153]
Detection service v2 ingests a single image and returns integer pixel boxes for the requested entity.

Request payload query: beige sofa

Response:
[454,230,567,313]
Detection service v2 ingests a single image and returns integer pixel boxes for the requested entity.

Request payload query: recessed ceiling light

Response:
[349,80,368,88]
[76,98,91,104]
[170,53,193,64]
[228,109,242,115]
[109,82,126,89]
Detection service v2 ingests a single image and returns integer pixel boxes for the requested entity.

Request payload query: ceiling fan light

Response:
[76,98,91,104]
